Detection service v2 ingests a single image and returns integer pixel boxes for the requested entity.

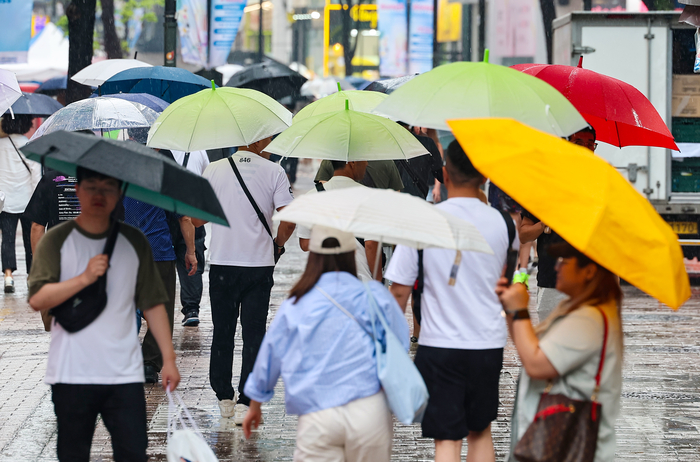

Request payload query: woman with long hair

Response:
[241,225,409,461]
[496,242,623,462]
[0,114,41,292]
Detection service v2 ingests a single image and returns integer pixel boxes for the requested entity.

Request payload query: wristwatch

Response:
[507,309,530,321]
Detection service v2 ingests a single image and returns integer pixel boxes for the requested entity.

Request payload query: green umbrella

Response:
[373,50,588,137]
[265,101,428,161]
[21,131,229,226]
[293,86,388,123]
[147,84,292,152]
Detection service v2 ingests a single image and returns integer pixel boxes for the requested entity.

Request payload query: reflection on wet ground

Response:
[1,163,700,460]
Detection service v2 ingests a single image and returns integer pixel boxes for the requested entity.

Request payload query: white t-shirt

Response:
[203,151,294,266]
[0,135,41,213]
[171,150,210,175]
[28,221,168,385]
[385,197,515,350]
[296,176,373,281]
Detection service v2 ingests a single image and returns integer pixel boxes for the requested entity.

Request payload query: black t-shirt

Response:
[396,135,444,198]
[521,209,564,289]
[24,169,81,229]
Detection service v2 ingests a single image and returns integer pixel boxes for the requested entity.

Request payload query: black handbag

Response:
[50,222,120,333]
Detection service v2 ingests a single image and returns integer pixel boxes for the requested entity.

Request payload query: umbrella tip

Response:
[337,81,342,92]
[345,99,349,110]
[483,49,490,63]
[211,80,216,90]
[577,56,583,68]
[134,51,138,59]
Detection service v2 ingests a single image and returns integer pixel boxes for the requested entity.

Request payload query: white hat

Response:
[308,225,356,255]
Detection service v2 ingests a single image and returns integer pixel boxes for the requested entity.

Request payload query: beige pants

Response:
[294,392,393,462]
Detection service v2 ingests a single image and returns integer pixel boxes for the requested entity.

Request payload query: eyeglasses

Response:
[81,185,121,197]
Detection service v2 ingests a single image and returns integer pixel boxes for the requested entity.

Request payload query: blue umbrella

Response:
[100,66,214,103]
[90,92,169,112]
[5,92,64,117]
[36,76,67,96]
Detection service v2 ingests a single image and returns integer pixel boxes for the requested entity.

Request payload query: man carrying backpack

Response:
[28,167,179,462]
[386,141,515,462]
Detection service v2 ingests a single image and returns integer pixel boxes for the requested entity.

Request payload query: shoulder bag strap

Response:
[8,136,32,174]
[591,306,609,402]
[316,286,374,339]
[182,152,190,168]
[228,156,273,240]
[315,182,325,192]
[499,209,516,250]
[102,222,121,261]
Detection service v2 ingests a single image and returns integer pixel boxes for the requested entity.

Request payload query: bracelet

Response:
[511,309,530,321]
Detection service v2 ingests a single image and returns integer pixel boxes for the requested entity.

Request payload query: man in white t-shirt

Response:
[195,136,296,424]
[297,160,382,281]
[171,150,210,327]
[385,141,513,462]
[28,167,180,462]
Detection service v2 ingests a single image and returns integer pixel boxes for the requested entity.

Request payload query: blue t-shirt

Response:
[122,197,175,262]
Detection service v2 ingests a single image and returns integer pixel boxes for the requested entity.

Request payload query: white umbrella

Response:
[30,97,159,140]
[301,77,353,99]
[265,105,428,161]
[273,186,493,254]
[0,69,21,116]
[71,59,153,87]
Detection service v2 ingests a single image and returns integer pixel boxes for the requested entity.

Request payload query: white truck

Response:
[553,11,700,275]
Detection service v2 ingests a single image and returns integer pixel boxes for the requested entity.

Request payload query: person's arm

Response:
[30,223,46,255]
[178,216,197,276]
[142,304,181,391]
[274,206,296,247]
[495,278,558,380]
[389,283,412,313]
[243,400,263,438]
[518,216,545,244]
[364,240,383,281]
[299,238,309,252]
[191,218,207,228]
[432,178,442,202]
[29,254,108,311]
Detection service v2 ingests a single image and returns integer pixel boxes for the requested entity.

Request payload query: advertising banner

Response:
[377,0,407,77]
[177,0,209,67]
[208,0,246,68]
[408,0,433,74]
[0,0,34,64]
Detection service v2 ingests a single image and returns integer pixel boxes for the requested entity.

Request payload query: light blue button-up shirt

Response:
[244,271,410,416]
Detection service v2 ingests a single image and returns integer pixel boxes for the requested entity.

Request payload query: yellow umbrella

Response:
[447,118,690,310]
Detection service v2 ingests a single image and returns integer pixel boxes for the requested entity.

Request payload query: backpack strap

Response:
[315,182,325,192]
[228,156,273,240]
[499,209,516,250]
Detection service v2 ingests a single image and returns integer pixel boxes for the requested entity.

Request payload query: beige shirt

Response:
[510,301,623,462]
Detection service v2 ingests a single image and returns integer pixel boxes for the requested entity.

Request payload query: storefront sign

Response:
[0,0,33,64]
[409,0,433,74]
[377,0,407,76]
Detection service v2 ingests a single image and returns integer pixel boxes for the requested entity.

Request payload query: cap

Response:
[308,225,356,255]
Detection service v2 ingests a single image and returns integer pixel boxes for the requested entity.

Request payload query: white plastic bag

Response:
[166,388,219,462]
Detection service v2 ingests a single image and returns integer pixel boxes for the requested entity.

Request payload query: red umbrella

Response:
[512,57,678,151]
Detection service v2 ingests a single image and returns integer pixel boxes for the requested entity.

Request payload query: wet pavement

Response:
[1,161,700,461]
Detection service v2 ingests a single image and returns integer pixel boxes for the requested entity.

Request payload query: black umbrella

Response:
[35,76,67,96]
[225,61,307,100]
[363,74,418,94]
[4,92,64,117]
[21,131,229,226]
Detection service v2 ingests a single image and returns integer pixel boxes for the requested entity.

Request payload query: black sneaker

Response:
[182,310,200,327]
[144,364,158,384]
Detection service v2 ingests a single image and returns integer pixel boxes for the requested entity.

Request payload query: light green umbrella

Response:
[266,101,428,161]
[147,84,292,151]
[293,86,388,123]
[373,50,588,137]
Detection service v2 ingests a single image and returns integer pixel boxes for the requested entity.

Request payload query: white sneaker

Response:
[4,276,14,293]
[219,399,236,418]
[233,403,249,425]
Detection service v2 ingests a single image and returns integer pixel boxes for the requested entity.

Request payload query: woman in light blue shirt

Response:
[243,225,409,461]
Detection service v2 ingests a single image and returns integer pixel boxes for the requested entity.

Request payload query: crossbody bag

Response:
[513,307,609,462]
[228,157,284,263]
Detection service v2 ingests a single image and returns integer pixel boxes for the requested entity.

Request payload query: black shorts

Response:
[415,345,504,440]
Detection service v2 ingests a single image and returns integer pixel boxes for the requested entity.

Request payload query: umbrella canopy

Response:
[30,97,159,140]
[5,92,63,117]
[21,131,229,226]
[0,69,22,115]
[512,58,678,150]
[363,74,418,94]
[35,75,67,95]
[293,89,388,122]
[71,59,153,87]
[225,61,307,100]
[265,103,428,161]
[447,118,690,309]
[374,53,588,136]
[99,66,213,104]
[147,86,292,152]
[274,186,493,253]
[301,77,354,99]
[95,93,169,112]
